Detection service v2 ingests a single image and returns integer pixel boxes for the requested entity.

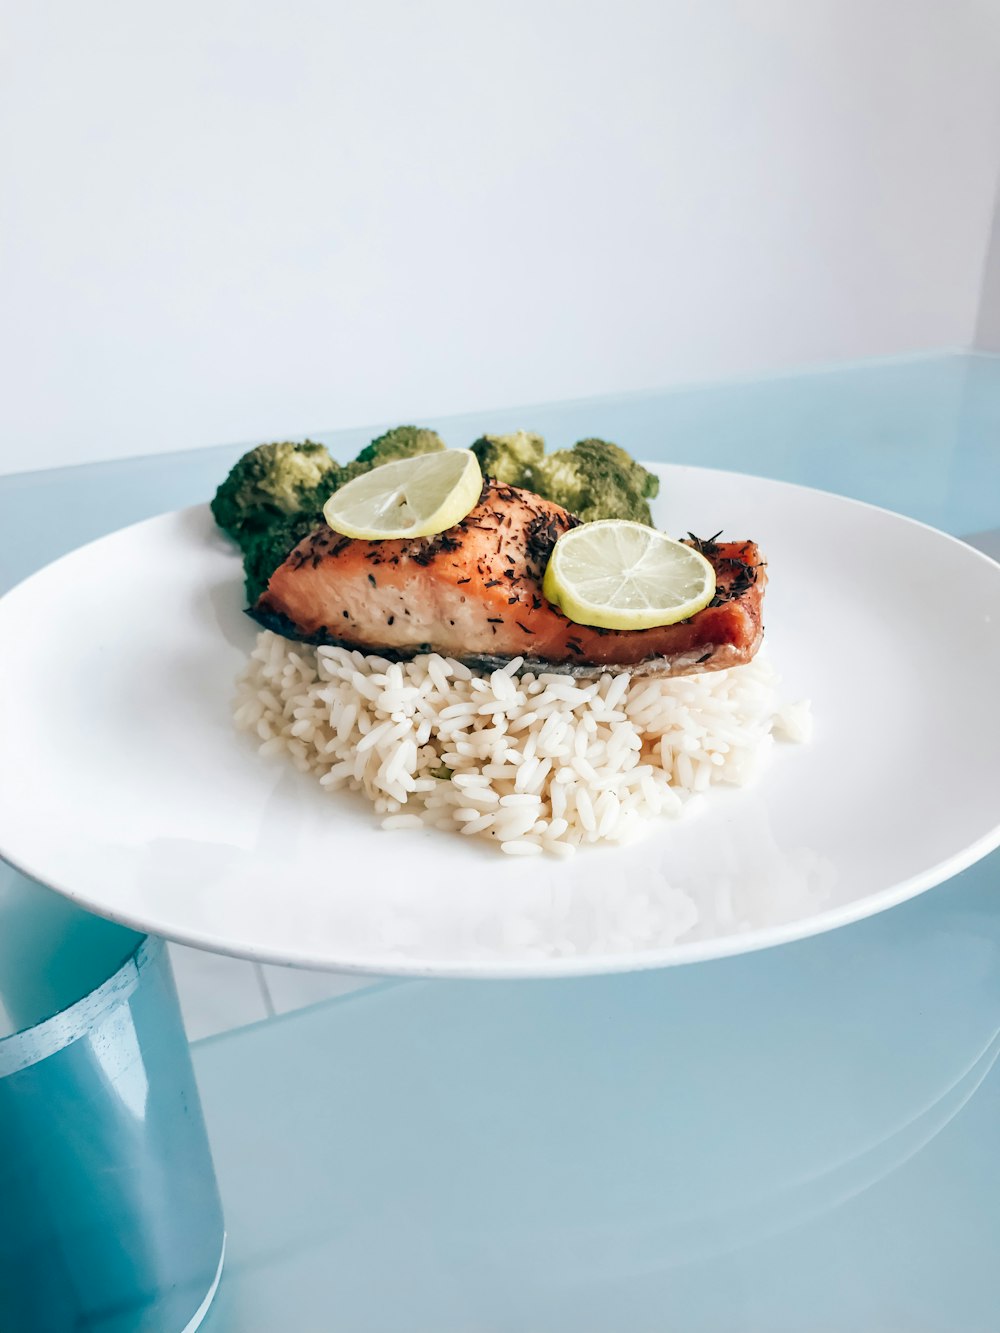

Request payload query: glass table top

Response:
[194,851,1000,1331]
[2,351,999,1329]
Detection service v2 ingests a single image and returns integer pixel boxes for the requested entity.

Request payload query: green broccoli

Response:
[211,441,342,543]
[470,431,546,490]
[353,425,445,469]
[213,428,449,603]
[536,438,660,524]
[241,510,320,604]
[470,432,658,522]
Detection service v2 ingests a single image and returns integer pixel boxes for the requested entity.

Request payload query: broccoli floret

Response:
[536,438,660,524]
[241,510,319,604]
[353,425,445,469]
[470,431,546,489]
[211,441,342,544]
[214,428,452,605]
[470,432,657,522]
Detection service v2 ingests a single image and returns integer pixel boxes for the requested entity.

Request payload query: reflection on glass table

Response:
[196,850,1000,1332]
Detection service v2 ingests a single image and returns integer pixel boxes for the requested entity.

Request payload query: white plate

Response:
[1,465,999,978]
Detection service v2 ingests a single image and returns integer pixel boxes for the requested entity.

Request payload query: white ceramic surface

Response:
[1,466,999,977]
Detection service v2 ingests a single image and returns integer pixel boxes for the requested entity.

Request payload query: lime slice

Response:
[322,449,483,540]
[543,520,717,630]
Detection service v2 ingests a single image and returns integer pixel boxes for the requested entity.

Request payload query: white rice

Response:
[234,631,811,854]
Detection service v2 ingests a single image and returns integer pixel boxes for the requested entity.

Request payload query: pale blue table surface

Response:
[3,352,1000,1331]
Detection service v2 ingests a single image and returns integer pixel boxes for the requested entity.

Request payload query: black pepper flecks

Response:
[685,533,763,607]
[525,511,578,568]
[709,557,763,608]
[410,531,462,566]
[686,530,723,558]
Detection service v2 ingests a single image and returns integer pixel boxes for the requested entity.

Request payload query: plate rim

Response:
[3,830,1000,979]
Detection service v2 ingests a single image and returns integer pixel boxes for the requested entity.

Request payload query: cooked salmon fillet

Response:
[251,482,766,676]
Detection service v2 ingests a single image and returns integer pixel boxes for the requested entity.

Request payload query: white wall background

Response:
[3,0,1000,476]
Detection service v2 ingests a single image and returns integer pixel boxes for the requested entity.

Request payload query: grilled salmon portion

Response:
[252,482,766,676]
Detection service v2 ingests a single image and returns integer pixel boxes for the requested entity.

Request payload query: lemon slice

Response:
[543,520,717,630]
[322,449,483,540]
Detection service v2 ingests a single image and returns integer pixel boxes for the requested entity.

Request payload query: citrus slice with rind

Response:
[322,449,483,541]
[542,520,717,630]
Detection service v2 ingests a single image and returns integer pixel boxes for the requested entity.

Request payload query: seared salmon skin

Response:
[252,482,766,676]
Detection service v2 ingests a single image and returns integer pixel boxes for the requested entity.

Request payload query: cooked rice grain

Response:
[234,631,809,853]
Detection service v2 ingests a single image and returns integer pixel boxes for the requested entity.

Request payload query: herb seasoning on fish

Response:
[251,482,766,677]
